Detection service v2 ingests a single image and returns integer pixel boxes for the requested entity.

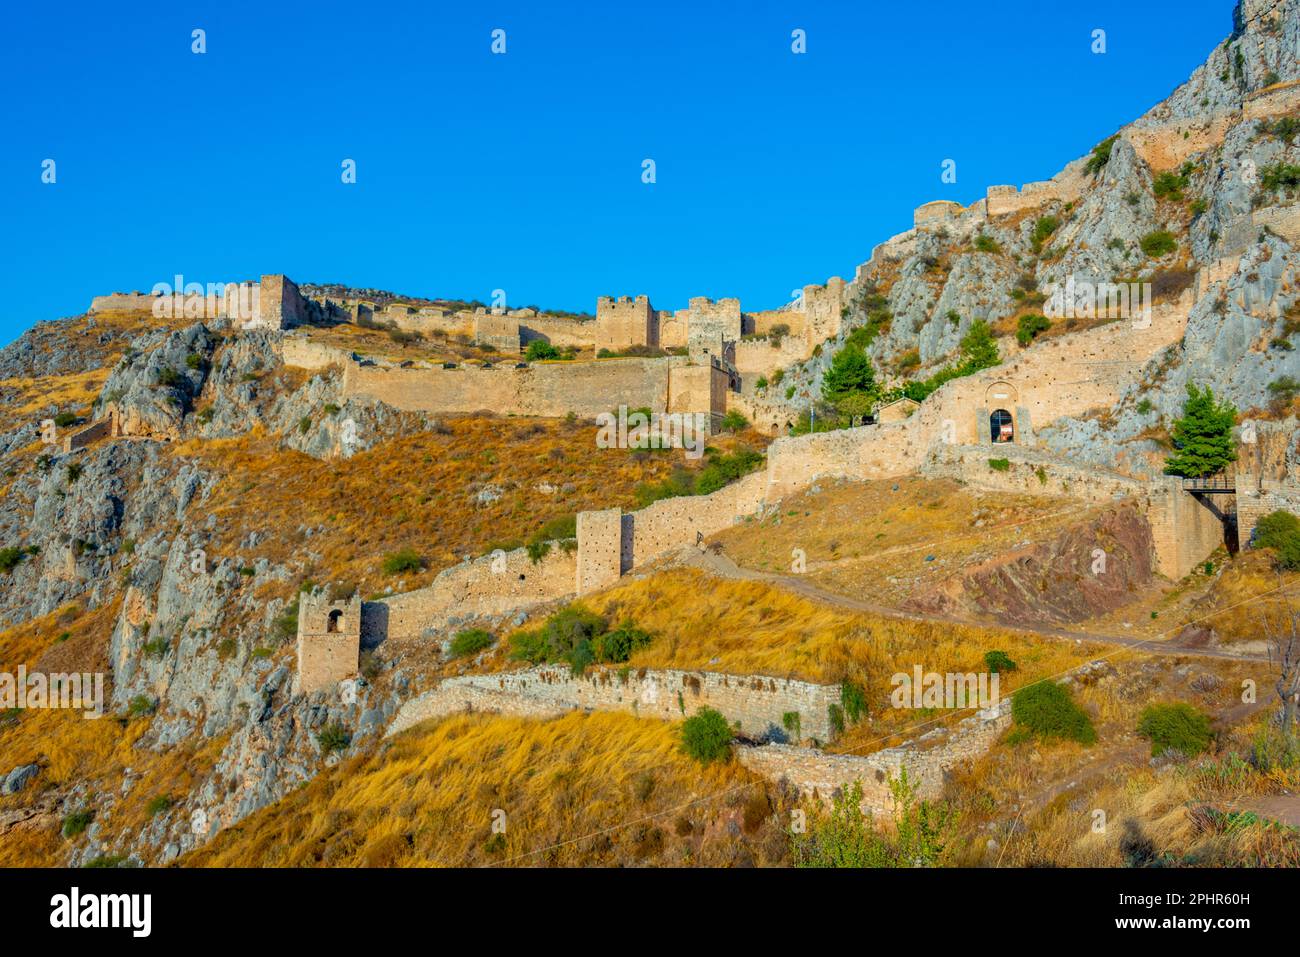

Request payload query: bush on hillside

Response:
[984,650,1017,674]
[381,548,424,575]
[1010,681,1096,745]
[680,707,733,764]
[1016,313,1051,346]
[1136,702,1213,757]
[1254,510,1300,569]
[449,629,495,657]
[1140,230,1178,258]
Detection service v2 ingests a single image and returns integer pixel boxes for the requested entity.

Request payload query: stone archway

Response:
[985,381,1018,407]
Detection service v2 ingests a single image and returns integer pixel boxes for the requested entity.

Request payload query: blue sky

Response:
[0,0,1234,343]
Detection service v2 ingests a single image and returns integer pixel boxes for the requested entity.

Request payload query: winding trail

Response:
[676,545,1275,664]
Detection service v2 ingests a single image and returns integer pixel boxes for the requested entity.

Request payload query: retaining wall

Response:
[386,664,840,740]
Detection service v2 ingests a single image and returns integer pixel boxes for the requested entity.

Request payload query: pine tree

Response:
[1163,383,1238,478]
[821,345,877,403]
[958,319,999,372]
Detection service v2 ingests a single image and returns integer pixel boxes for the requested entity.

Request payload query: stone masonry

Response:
[295,592,362,695]
[386,664,840,741]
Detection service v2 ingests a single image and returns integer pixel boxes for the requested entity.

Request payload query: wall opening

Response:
[991,409,1015,443]
[327,609,343,633]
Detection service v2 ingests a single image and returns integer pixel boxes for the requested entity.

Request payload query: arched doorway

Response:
[990,409,1015,443]
[327,609,343,633]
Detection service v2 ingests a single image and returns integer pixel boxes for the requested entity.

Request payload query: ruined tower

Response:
[295,592,362,695]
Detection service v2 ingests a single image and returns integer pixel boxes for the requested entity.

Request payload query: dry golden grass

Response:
[581,568,1101,751]
[983,712,1300,868]
[1176,550,1300,646]
[170,417,756,605]
[181,710,777,867]
[0,596,231,867]
[714,477,1102,608]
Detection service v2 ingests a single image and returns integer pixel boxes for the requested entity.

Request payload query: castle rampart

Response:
[386,664,840,741]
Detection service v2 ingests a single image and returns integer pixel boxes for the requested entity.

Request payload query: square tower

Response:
[295,592,362,695]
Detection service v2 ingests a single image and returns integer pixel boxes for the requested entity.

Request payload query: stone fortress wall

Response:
[386,664,841,741]
[886,76,1300,266]
[89,274,311,331]
[737,699,1012,815]
[335,352,731,422]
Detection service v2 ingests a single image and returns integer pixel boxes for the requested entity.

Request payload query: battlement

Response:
[913,199,966,227]
[295,592,362,695]
[985,181,1061,217]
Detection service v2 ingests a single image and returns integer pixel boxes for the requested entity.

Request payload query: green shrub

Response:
[1015,313,1051,346]
[590,621,653,663]
[127,695,156,717]
[0,547,25,573]
[1029,216,1059,252]
[381,548,424,575]
[973,234,1000,253]
[983,650,1017,674]
[317,723,351,753]
[508,604,609,673]
[1010,681,1096,744]
[525,340,562,361]
[185,353,203,370]
[680,707,733,764]
[1136,702,1213,757]
[827,703,845,736]
[1260,162,1300,193]
[146,795,174,816]
[841,679,868,725]
[1084,135,1119,175]
[1139,230,1178,258]
[988,458,1010,472]
[1152,170,1189,201]
[53,411,78,428]
[1268,375,1300,413]
[157,367,182,388]
[450,629,494,657]
[719,410,749,433]
[298,415,312,434]
[62,809,93,839]
[1254,510,1300,569]
[790,771,958,868]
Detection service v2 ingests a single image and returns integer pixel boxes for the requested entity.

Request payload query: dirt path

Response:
[677,546,1270,663]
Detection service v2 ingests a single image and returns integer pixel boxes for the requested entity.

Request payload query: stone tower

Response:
[295,592,362,695]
